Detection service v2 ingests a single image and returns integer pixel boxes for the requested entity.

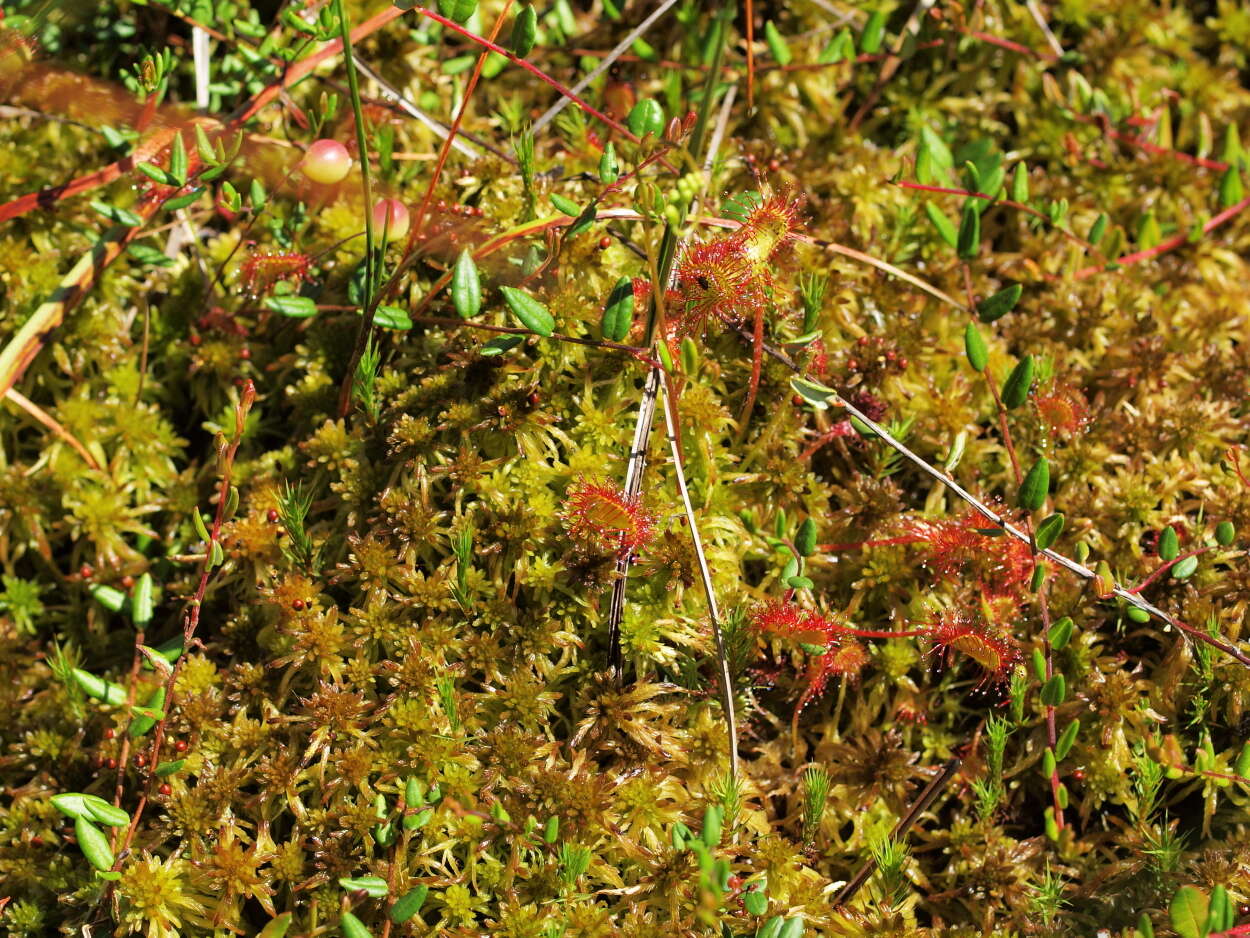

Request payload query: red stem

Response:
[837,626,925,640]
[1129,546,1213,594]
[819,536,924,551]
[1068,111,1229,171]
[1074,194,1250,280]
[411,6,646,148]
[410,1,513,242]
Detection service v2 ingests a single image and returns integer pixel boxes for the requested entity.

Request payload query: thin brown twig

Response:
[833,757,962,906]
[3,389,101,471]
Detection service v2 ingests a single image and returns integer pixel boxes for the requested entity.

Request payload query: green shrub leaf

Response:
[976,283,1023,323]
[500,286,555,337]
[1169,885,1209,938]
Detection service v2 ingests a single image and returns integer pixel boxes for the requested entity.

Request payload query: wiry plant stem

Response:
[659,375,738,780]
[834,757,962,906]
[606,70,737,681]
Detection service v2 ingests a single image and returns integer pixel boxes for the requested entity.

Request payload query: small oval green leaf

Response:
[956,200,981,259]
[1010,162,1029,202]
[550,193,579,216]
[264,295,318,318]
[1048,616,1073,651]
[764,21,791,66]
[1040,673,1066,706]
[1001,354,1034,409]
[1171,555,1198,579]
[338,876,389,897]
[924,202,957,246]
[626,98,664,139]
[1055,718,1080,760]
[976,283,1022,323]
[599,142,619,184]
[481,335,524,356]
[1035,513,1064,550]
[499,286,554,337]
[1158,525,1179,562]
[964,322,988,372]
[859,9,886,53]
[795,518,817,557]
[162,188,203,212]
[1019,457,1049,511]
[744,887,768,916]
[789,375,838,409]
[90,200,143,227]
[451,249,482,320]
[257,913,293,938]
[128,685,166,738]
[436,0,476,24]
[71,668,128,706]
[509,3,537,57]
[1215,520,1235,545]
[374,305,412,330]
[90,583,128,613]
[74,816,115,871]
[390,885,429,924]
[1169,885,1209,938]
[601,277,634,342]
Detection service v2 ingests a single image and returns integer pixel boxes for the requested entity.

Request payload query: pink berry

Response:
[301,139,352,185]
[372,198,411,242]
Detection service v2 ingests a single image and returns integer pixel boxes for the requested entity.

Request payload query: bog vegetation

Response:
[2,0,1250,936]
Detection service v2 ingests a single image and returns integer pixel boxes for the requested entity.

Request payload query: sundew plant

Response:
[3,0,1250,936]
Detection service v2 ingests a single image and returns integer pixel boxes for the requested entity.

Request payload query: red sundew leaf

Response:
[561,478,654,558]
[927,609,1021,683]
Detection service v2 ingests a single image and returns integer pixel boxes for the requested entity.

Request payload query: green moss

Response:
[4,1,1250,935]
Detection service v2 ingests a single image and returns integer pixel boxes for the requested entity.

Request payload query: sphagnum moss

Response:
[4,1,1250,936]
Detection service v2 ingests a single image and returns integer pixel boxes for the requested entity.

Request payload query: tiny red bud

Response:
[768,158,781,172]
[121,575,135,589]
[239,347,251,360]
[106,758,118,769]
[103,728,115,740]
[80,564,95,579]
[292,599,305,611]
[134,753,147,767]
[599,236,612,249]
[267,508,280,523]
[159,783,172,796]
[174,739,188,753]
